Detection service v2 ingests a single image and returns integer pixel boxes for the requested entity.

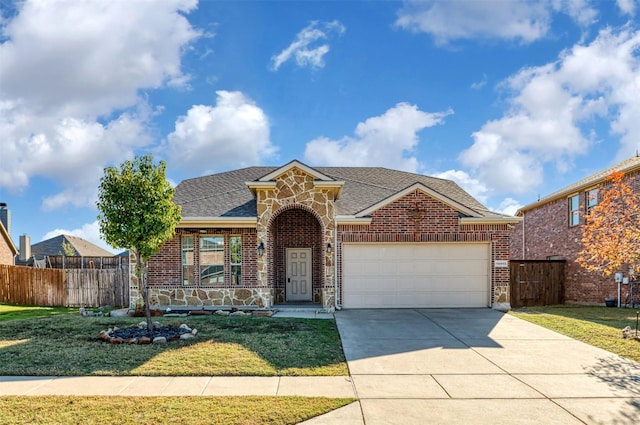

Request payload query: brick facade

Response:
[0,238,14,265]
[511,169,639,304]
[338,190,512,307]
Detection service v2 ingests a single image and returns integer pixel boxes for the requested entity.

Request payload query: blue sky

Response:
[1,0,639,254]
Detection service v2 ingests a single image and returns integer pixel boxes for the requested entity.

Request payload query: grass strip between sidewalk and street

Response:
[510,305,640,363]
[0,395,356,425]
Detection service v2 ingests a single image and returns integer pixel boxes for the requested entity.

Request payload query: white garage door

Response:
[342,243,490,308]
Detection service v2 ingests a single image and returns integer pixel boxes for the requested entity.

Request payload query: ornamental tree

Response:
[577,171,640,278]
[97,154,181,331]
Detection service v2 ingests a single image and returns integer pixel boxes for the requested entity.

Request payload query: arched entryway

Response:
[269,207,324,304]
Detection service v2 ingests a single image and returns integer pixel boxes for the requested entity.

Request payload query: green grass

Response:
[0,304,78,321]
[0,311,348,376]
[510,305,640,363]
[0,396,356,425]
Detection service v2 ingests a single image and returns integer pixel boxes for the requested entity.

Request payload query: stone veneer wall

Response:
[255,168,336,309]
[510,170,640,303]
[337,189,513,309]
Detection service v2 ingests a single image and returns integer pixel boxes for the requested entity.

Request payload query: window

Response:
[200,236,224,284]
[230,236,242,285]
[569,194,580,226]
[182,236,194,285]
[586,188,598,213]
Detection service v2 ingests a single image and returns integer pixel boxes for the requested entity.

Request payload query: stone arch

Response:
[268,204,327,304]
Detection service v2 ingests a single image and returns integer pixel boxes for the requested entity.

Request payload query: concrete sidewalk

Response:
[0,375,355,398]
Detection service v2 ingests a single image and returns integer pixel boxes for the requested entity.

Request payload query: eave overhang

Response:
[336,215,373,225]
[177,217,257,228]
[460,216,522,225]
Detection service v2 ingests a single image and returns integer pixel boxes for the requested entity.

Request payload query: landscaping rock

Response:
[180,333,196,340]
[99,323,197,345]
[109,308,130,318]
[230,311,247,316]
[215,310,230,316]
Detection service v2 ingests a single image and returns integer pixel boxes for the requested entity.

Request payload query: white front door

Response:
[286,248,312,302]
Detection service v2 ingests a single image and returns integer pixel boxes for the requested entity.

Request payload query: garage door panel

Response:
[343,243,490,309]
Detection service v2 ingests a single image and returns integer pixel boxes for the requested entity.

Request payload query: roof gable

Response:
[256,160,335,182]
[355,183,481,218]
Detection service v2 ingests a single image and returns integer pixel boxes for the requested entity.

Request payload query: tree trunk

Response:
[137,255,153,332]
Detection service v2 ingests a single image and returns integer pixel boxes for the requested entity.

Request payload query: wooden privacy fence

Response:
[510,260,565,308]
[0,264,65,305]
[46,255,129,270]
[0,265,129,307]
[65,269,129,307]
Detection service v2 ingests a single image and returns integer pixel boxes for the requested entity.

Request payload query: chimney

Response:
[0,203,9,235]
[19,234,31,262]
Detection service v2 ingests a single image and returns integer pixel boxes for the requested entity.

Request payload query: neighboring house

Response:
[15,234,114,266]
[511,155,640,304]
[0,221,18,265]
[140,160,519,311]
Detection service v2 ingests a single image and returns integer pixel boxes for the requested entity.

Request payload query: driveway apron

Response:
[334,308,640,425]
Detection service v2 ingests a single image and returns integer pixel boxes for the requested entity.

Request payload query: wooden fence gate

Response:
[510,260,565,308]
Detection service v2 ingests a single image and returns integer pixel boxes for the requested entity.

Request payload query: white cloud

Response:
[304,103,452,172]
[434,169,489,204]
[616,0,637,15]
[166,91,277,173]
[395,0,597,44]
[471,74,488,90]
[270,20,345,71]
[43,221,117,254]
[0,0,200,209]
[461,27,640,195]
[493,197,523,216]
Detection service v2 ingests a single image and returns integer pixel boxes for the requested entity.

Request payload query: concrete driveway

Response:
[312,308,640,425]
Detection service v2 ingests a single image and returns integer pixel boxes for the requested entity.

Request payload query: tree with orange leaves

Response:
[577,171,640,277]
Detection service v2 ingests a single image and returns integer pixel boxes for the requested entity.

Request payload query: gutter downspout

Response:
[522,212,526,259]
[334,229,341,310]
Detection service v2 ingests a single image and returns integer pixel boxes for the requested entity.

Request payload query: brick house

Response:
[510,155,640,304]
[137,160,519,311]
[0,221,18,265]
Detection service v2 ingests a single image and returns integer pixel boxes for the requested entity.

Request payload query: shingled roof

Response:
[30,234,114,258]
[174,165,505,219]
[517,155,640,214]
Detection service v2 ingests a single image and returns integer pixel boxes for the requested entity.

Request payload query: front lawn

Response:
[0,304,77,321]
[510,305,640,363]
[0,313,348,376]
[0,396,355,425]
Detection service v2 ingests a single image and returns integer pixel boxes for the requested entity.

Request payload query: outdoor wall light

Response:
[326,242,332,254]
[257,242,265,257]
